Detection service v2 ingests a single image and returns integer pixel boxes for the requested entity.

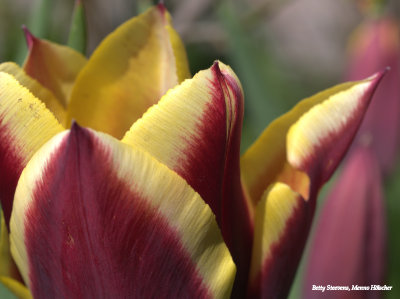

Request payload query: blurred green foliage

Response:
[0,282,17,299]
[386,161,400,299]
[67,0,87,55]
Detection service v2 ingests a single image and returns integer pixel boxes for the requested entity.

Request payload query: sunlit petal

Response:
[0,62,66,125]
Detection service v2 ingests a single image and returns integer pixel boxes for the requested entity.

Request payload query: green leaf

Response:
[30,0,52,38]
[67,0,87,55]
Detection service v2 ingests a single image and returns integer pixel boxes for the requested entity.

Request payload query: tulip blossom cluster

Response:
[0,4,384,299]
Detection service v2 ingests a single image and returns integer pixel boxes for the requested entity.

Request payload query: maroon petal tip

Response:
[370,67,389,86]
[21,25,36,49]
[211,60,221,70]
[211,61,226,81]
[157,2,166,13]
[69,121,89,142]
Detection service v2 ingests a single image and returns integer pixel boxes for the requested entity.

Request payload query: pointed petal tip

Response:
[368,67,389,85]
[67,122,91,143]
[21,25,35,49]
[361,67,388,104]
[157,2,166,14]
[70,120,79,130]
[69,121,87,137]
[71,118,79,130]
[212,60,221,69]
[211,61,223,78]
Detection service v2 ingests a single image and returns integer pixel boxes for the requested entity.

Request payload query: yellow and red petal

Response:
[241,71,385,204]
[286,71,386,186]
[67,4,190,139]
[22,27,87,108]
[122,61,252,295]
[10,124,235,298]
[242,72,384,297]
[247,183,308,298]
[0,72,64,226]
[0,62,66,125]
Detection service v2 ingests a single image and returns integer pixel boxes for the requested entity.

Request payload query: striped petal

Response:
[67,4,190,139]
[122,61,252,295]
[242,72,384,297]
[286,71,386,186]
[248,183,308,298]
[303,148,386,299]
[0,62,66,125]
[10,124,235,299]
[241,71,385,204]
[0,72,64,226]
[22,27,87,108]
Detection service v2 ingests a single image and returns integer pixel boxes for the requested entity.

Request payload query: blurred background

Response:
[0,0,399,298]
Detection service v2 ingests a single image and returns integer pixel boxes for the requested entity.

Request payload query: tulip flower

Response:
[303,16,399,298]
[0,4,385,299]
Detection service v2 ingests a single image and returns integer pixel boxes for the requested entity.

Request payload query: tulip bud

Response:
[347,17,400,175]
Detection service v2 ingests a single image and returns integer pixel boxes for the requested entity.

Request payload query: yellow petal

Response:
[67,4,190,138]
[22,27,87,107]
[0,62,66,126]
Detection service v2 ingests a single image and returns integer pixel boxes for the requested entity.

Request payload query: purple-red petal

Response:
[303,148,386,299]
